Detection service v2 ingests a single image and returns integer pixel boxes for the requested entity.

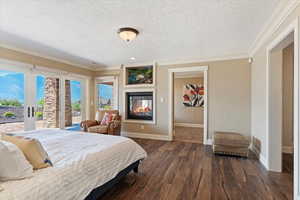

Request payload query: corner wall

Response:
[251,4,300,161]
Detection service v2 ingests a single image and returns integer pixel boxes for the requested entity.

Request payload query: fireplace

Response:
[126,92,153,120]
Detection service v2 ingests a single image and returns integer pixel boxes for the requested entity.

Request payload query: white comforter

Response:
[0,129,147,200]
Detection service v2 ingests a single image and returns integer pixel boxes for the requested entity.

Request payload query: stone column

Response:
[43,78,60,128]
[65,80,72,126]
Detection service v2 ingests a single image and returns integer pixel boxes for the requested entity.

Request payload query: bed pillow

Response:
[2,134,53,169]
[0,140,33,181]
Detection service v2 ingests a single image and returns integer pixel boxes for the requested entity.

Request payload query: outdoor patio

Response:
[0,116,81,133]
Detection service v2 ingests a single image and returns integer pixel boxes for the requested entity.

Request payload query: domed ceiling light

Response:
[118,27,139,42]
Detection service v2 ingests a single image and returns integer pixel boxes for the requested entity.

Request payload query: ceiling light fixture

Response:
[118,27,139,42]
[130,57,136,60]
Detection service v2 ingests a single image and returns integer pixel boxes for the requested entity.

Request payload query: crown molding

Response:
[0,43,98,71]
[95,65,122,71]
[249,0,300,56]
[159,54,249,66]
[98,54,249,71]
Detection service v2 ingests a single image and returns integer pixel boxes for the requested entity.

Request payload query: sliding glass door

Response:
[0,60,87,132]
[0,69,26,132]
[65,79,82,130]
[35,75,61,129]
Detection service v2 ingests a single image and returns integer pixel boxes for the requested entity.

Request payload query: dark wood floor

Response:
[283,153,293,174]
[98,139,293,200]
[174,126,203,144]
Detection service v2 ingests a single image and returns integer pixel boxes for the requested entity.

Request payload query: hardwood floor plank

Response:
[98,139,293,200]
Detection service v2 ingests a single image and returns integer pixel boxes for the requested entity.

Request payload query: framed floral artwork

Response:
[183,84,204,107]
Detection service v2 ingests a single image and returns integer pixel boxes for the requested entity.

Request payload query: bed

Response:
[0,129,147,200]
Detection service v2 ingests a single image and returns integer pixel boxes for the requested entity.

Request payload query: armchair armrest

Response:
[80,120,99,132]
[107,116,122,135]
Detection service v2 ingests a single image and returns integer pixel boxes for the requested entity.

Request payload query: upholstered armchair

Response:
[80,110,121,136]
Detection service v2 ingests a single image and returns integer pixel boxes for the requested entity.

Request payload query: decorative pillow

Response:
[0,140,33,181]
[100,112,113,125]
[2,134,53,169]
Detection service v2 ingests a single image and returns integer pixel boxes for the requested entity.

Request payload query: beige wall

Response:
[174,77,204,124]
[251,4,300,159]
[96,58,251,139]
[0,46,96,119]
[282,43,294,148]
[269,49,283,169]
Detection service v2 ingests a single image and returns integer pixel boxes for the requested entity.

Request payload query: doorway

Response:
[168,66,208,144]
[266,19,299,199]
[173,71,205,143]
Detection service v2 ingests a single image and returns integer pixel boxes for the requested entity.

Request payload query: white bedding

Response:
[0,129,147,200]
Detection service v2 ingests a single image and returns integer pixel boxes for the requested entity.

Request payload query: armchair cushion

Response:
[87,125,108,134]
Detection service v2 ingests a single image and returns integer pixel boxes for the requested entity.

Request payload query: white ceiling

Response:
[0,0,285,70]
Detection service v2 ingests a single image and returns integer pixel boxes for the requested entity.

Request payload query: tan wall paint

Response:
[0,47,96,120]
[282,43,294,148]
[251,5,300,158]
[174,77,204,124]
[0,47,93,76]
[96,58,251,139]
[269,49,283,169]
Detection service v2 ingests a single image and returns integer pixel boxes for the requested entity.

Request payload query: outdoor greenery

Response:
[0,99,22,107]
[36,111,43,119]
[72,101,81,112]
[102,105,112,110]
[3,111,16,118]
[38,99,44,107]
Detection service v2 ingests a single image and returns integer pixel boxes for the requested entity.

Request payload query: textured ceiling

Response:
[0,0,284,69]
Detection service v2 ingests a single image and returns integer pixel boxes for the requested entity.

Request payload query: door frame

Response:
[168,66,208,144]
[266,17,299,198]
[0,59,35,131]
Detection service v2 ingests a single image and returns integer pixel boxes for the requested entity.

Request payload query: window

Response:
[96,76,118,111]
[97,82,114,110]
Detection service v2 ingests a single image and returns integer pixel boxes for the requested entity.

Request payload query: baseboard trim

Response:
[122,131,172,141]
[282,146,293,154]
[174,123,204,128]
[251,145,269,170]
[205,139,213,145]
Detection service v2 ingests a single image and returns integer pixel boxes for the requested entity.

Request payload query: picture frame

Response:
[123,62,156,88]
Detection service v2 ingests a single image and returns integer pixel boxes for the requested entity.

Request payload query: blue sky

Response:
[98,84,113,100]
[0,70,81,104]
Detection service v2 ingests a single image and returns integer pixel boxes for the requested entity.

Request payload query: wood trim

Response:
[122,131,172,141]
[174,123,204,128]
[282,146,294,154]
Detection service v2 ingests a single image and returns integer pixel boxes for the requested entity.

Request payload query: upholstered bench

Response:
[213,131,250,157]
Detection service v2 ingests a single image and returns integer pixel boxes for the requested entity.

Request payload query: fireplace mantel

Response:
[123,88,156,124]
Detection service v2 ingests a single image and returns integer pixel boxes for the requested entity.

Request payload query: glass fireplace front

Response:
[127,92,153,120]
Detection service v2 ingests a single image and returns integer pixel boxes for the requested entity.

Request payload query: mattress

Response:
[0,129,147,200]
